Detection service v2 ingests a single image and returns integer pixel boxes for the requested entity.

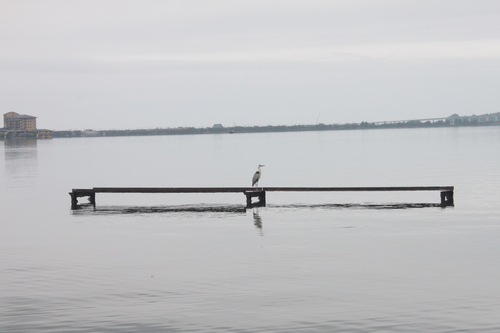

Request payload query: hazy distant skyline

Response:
[2,0,500,130]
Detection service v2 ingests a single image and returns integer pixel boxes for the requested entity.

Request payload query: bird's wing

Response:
[252,171,260,186]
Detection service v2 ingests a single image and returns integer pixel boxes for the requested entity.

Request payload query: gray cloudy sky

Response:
[1,0,500,130]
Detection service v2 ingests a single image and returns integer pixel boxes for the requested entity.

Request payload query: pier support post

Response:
[70,192,78,209]
[259,191,266,206]
[69,189,96,209]
[244,190,266,208]
[440,191,454,207]
[89,192,96,207]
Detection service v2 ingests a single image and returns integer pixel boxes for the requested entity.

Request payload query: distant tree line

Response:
[51,114,500,139]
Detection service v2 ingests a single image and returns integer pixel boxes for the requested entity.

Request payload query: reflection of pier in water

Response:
[72,204,247,215]
[72,203,444,237]
[253,210,263,236]
[71,202,445,216]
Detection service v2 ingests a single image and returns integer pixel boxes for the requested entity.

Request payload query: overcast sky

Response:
[1,0,500,130]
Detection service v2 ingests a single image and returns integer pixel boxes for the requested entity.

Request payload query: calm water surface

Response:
[1,127,500,332]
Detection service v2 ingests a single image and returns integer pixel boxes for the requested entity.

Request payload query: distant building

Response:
[213,124,223,128]
[83,129,100,137]
[36,129,53,139]
[2,112,53,139]
[4,112,37,130]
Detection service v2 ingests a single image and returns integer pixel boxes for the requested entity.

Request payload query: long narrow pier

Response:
[69,186,454,209]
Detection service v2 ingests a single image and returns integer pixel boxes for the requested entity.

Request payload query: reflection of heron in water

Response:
[252,165,265,187]
[253,210,263,236]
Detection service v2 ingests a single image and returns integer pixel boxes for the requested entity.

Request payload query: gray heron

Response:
[252,164,265,187]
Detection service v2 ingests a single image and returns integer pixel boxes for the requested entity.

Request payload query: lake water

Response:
[1,127,500,332]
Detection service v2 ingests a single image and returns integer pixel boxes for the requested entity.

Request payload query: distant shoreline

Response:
[52,114,500,138]
[1,113,499,140]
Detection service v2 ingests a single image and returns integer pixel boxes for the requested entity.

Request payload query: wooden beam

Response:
[91,186,453,193]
